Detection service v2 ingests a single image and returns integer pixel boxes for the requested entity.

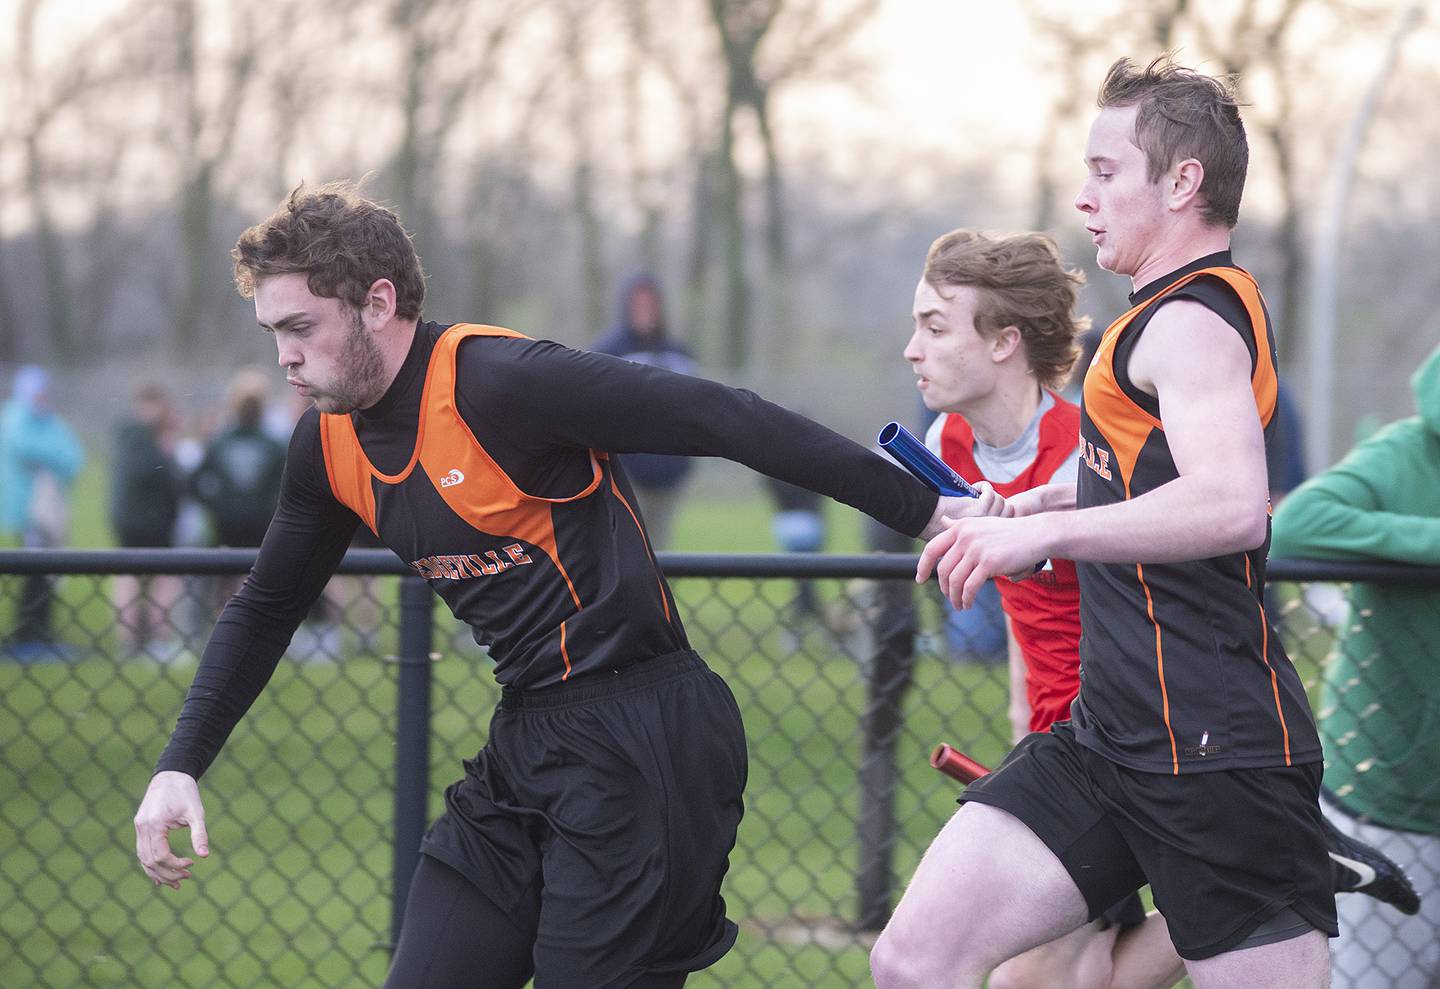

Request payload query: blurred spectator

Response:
[1271,344,1440,989]
[592,273,695,550]
[110,383,184,658]
[0,366,85,655]
[764,475,825,621]
[1267,378,1307,505]
[191,367,287,548]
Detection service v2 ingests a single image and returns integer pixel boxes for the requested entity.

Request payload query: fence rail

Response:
[2,550,1435,988]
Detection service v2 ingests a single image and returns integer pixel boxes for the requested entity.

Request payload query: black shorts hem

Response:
[1172,899,1338,961]
[413,845,504,913]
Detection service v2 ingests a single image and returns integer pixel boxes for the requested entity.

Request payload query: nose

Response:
[1074,180,1096,216]
[903,330,924,364]
[275,334,300,370]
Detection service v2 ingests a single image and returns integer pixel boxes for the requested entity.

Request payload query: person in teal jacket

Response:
[1271,344,1440,989]
[0,365,85,650]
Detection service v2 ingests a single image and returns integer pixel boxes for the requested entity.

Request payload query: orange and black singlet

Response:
[156,320,939,779]
[1071,252,1321,775]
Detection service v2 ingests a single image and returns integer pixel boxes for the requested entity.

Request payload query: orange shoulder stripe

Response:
[319,412,378,535]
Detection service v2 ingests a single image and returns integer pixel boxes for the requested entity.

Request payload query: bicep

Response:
[1136,301,1268,497]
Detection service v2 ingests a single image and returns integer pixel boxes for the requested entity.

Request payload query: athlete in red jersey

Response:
[928,402,1081,737]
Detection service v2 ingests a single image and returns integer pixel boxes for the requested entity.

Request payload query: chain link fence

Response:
[1,550,1436,988]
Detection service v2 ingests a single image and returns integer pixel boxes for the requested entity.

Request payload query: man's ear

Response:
[991,325,1023,363]
[363,278,399,325]
[1168,158,1205,213]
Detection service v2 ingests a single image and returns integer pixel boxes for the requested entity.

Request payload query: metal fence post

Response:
[391,575,434,948]
[855,524,919,931]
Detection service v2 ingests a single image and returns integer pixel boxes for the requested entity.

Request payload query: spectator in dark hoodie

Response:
[110,383,185,656]
[591,273,696,550]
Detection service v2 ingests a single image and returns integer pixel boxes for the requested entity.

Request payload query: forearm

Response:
[154,601,295,779]
[1039,474,1268,564]
[1272,467,1440,564]
[155,420,355,778]
[1010,481,1076,516]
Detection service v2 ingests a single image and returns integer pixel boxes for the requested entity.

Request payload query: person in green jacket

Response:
[1271,344,1440,989]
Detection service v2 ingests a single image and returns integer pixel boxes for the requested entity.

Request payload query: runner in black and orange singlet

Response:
[873,58,1338,989]
[131,182,1003,989]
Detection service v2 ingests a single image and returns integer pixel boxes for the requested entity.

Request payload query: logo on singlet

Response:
[1080,439,1113,480]
[410,544,534,580]
[1184,730,1223,757]
[439,468,465,488]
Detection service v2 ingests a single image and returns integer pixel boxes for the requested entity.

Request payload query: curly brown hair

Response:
[1098,55,1249,229]
[232,180,426,319]
[923,229,1088,391]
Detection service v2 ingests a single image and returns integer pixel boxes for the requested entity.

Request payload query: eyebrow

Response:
[259,311,309,333]
[1085,155,1119,168]
[914,307,946,322]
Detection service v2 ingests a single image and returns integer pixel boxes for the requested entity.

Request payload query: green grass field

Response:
[2,472,1021,988]
[6,462,1343,987]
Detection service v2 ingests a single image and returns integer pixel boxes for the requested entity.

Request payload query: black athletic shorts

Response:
[420,650,748,987]
[960,721,1338,960]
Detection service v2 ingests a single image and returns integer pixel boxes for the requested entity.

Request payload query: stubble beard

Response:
[308,310,388,414]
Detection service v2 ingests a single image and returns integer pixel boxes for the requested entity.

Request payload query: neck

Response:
[377,318,419,390]
[954,376,1043,448]
[1129,223,1231,292]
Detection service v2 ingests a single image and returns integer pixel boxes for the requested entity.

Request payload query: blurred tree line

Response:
[0,0,1433,458]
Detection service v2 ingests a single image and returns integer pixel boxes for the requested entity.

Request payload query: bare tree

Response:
[6,0,145,363]
[557,0,610,335]
[703,0,880,369]
[154,0,261,359]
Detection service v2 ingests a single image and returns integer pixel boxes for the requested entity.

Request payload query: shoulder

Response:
[1139,298,1248,360]
[287,407,324,459]
[1129,299,1251,397]
[455,333,574,378]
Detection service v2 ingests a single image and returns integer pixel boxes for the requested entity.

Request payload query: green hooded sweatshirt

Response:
[1270,346,1440,833]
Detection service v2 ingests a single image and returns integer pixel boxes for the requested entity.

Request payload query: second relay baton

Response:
[930,744,992,785]
[877,422,980,498]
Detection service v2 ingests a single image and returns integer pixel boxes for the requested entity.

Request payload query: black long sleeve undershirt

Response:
[156,324,936,780]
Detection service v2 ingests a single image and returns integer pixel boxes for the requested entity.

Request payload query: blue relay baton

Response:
[877,421,980,498]
[880,420,1049,575]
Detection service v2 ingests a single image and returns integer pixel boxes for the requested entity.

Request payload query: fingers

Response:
[135,771,207,890]
[971,481,1007,518]
[916,518,951,582]
[189,811,209,858]
[135,822,194,889]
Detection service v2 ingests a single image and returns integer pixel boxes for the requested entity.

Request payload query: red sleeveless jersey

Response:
[937,393,1082,731]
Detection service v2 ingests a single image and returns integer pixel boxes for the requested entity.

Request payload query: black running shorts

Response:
[960,721,1338,960]
[421,651,748,987]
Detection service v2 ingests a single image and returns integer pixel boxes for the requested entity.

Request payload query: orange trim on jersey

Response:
[319,413,378,535]
[421,324,591,611]
[1082,332,1160,491]
[318,323,598,620]
[1247,554,1294,766]
[1084,265,1279,487]
[1136,562,1180,775]
[559,620,572,680]
[609,473,673,625]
